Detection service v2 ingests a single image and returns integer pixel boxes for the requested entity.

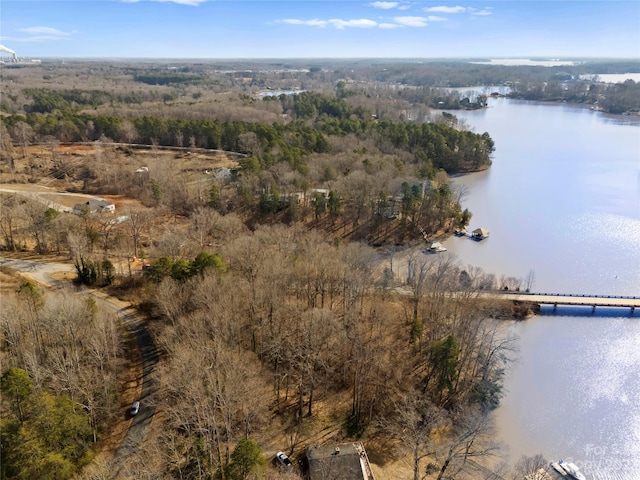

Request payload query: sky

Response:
[0,0,639,59]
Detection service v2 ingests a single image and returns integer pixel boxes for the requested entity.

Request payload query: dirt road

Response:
[0,256,160,477]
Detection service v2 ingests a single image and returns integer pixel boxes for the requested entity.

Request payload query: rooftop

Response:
[307,442,375,480]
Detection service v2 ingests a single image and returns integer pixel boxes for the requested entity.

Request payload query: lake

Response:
[258,89,306,97]
[443,98,640,479]
[580,73,640,84]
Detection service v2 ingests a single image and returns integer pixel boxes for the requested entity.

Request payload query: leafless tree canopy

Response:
[0,60,537,480]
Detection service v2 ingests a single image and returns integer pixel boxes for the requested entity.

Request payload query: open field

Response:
[2,143,240,184]
[1,142,240,214]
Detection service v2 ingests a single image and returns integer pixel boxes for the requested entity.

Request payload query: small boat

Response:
[550,461,567,476]
[426,241,447,253]
[558,460,586,480]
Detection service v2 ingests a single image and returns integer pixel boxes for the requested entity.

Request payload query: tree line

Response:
[509,78,640,114]
[0,196,533,478]
[1,88,494,245]
[17,87,172,113]
[133,72,207,86]
[2,91,494,175]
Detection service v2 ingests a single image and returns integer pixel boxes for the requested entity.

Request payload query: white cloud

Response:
[18,27,71,37]
[369,1,398,9]
[282,18,328,27]
[393,16,429,27]
[398,5,410,10]
[379,23,402,29]
[425,6,467,13]
[472,8,493,16]
[328,18,378,29]
[11,26,74,42]
[283,18,378,29]
[426,15,447,22]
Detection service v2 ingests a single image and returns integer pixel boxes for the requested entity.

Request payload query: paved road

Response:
[0,256,159,475]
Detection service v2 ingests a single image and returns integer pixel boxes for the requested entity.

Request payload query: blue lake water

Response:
[444,98,640,480]
[445,98,640,296]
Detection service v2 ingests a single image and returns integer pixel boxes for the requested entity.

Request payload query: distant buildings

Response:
[0,44,18,63]
[73,199,115,214]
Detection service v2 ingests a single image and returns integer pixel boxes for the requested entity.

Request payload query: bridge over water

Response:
[487,291,640,313]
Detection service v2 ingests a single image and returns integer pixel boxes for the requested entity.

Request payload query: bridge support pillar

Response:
[632,306,635,314]
[592,305,596,313]
[553,303,557,310]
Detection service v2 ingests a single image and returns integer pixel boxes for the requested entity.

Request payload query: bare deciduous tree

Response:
[510,454,549,480]
[383,394,446,480]
[0,195,27,250]
[126,209,150,258]
[435,407,504,480]
[9,121,34,159]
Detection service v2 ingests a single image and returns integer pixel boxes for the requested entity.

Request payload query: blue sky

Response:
[1,0,639,59]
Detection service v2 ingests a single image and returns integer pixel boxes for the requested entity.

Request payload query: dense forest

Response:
[1,223,522,479]
[1,91,494,173]
[2,58,639,116]
[1,79,494,245]
[508,77,640,113]
[1,58,631,479]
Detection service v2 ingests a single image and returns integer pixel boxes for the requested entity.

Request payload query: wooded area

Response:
[3,58,628,479]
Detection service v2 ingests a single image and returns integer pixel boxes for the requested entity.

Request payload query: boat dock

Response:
[454,226,490,240]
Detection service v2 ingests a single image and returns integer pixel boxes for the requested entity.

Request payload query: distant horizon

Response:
[1,1,639,59]
[3,56,639,62]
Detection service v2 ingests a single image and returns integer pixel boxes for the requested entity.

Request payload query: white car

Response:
[130,401,140,416]
[275,451,293,467]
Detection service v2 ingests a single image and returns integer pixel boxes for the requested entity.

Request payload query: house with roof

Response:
[306,442,376,480]
[73,199,115,215]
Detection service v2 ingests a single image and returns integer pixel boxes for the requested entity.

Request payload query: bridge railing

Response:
[493,291,639,300]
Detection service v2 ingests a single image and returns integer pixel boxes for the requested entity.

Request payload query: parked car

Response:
[275,451,293,467]
[130,401,140,416]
